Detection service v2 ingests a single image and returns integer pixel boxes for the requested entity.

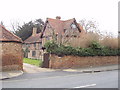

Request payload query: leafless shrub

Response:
[100,35,118,49]
[67,31,100,48]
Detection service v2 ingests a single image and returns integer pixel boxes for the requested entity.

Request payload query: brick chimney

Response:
[32,27,37,36]
[56,16,61,20]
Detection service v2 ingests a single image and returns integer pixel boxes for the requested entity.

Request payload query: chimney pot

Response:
[56,16,61,20]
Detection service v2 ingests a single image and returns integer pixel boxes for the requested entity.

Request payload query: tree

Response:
[14,18,44,41]
[79,19,98,33]
[0,21,4,26]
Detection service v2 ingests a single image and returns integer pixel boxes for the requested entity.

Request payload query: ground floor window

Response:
[32,51,36,56]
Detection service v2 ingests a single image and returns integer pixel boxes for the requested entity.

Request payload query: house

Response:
[41,16,85,46]
[24,16,85,60]
[23,27,43,60]
[0,25,23,71]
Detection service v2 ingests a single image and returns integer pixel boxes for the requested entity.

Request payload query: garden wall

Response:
[49,54,118,69]
[0,42,23,71]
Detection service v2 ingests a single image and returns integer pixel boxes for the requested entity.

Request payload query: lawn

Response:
[23,58,42,67]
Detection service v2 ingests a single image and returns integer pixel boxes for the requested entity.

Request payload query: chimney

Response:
[32,27,37,36]
[56,16,61,20]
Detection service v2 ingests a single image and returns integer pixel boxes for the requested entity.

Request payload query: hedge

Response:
[44,41,119,57]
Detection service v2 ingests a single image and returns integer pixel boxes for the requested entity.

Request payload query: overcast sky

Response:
[0,0,119,36]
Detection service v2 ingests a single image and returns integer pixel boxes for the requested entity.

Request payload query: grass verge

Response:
[23,58,42,67]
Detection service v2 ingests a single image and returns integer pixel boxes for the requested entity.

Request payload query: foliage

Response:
[14,19,44,41]
[23,58,42,67]
[89,41,103,49]
[44,41,119,57]
[23,47,30,58]
[44,41,58,53]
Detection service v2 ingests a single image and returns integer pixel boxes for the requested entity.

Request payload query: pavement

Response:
[0,63,118,80]
[0,70,23,80]
[63,64,119,73]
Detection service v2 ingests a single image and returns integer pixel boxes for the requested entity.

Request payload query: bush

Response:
[44,41,119,56]
[100,36,118,49]
[44,41,58,53]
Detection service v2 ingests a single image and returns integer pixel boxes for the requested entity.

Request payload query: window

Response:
[71,24,77,29]
[26,44,30,47]
[64,29,66,33]
[46,36,50,40]
[34,43,36,48]
[39,42,42,49]
[32,51,36,56]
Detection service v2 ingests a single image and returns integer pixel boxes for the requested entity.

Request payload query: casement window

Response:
[39,42,42,49]
[64,29,66,33]
[71,23,77,29]
[32,51,36,56]
[34,43,36,48]
[46,36,50,41]
[26,44,30,47]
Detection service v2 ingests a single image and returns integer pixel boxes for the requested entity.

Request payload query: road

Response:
[2,70,118,88]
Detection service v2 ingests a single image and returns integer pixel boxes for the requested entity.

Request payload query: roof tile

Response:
[0,25,23,43]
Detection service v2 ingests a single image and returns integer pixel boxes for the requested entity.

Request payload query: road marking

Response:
[74,84,96,88]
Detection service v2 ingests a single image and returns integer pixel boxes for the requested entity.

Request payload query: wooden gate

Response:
[42,53,50,68]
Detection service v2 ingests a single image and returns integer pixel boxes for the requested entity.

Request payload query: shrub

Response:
[44,41,58,53]
[44,41,119,57]
[89,41,103,49]
[67,31,100,48]
[100,36,118,49]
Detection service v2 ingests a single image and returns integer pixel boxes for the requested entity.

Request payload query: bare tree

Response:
[10,21,20,33]
[79,19,98,33]
[0,21,4,26]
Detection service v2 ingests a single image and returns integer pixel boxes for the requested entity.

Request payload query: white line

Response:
[74,84,96,88]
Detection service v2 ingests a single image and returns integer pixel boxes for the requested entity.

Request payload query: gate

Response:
[42,53,50,68]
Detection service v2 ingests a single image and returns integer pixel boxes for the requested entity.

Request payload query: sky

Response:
[0,0,119,36]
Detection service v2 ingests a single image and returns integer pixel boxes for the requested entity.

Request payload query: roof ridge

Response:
[47,18,74,22]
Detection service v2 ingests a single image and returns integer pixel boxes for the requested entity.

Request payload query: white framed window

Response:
[71,24,77,29]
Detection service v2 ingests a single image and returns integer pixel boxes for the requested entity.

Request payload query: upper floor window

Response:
[46,36,50,41]
[34,43,36,48]
[64,29,66,33]
[71,24,77,29]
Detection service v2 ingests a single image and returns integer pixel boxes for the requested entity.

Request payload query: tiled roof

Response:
[0,25,23,43]
[24,17,85,43]
[41,17,85,37]
[24,33,41,43]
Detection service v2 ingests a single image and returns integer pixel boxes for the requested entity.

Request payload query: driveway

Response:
[23,63,55,73]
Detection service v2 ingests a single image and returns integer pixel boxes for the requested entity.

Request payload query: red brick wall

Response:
[49,54,118,69]
[1,42,23,71]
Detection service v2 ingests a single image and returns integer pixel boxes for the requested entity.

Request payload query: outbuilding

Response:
[0,25,23,71]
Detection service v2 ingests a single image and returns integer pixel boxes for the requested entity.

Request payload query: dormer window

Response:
[64,29,66,33]
[71,24,76,29]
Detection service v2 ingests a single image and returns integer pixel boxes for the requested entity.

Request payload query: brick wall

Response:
[1,42,23,71]
[49,54,118,69]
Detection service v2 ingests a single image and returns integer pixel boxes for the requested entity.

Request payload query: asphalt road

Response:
[2,70,118,88]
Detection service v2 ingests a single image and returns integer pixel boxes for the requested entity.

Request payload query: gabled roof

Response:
[41,17,85,37]
[24,33,42,44]
[0,25,23,43]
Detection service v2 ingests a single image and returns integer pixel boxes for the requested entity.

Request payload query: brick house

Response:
[24,16,85,60]
[23,27,43,60]
[0,25,23,71]
[41,16,85,46]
